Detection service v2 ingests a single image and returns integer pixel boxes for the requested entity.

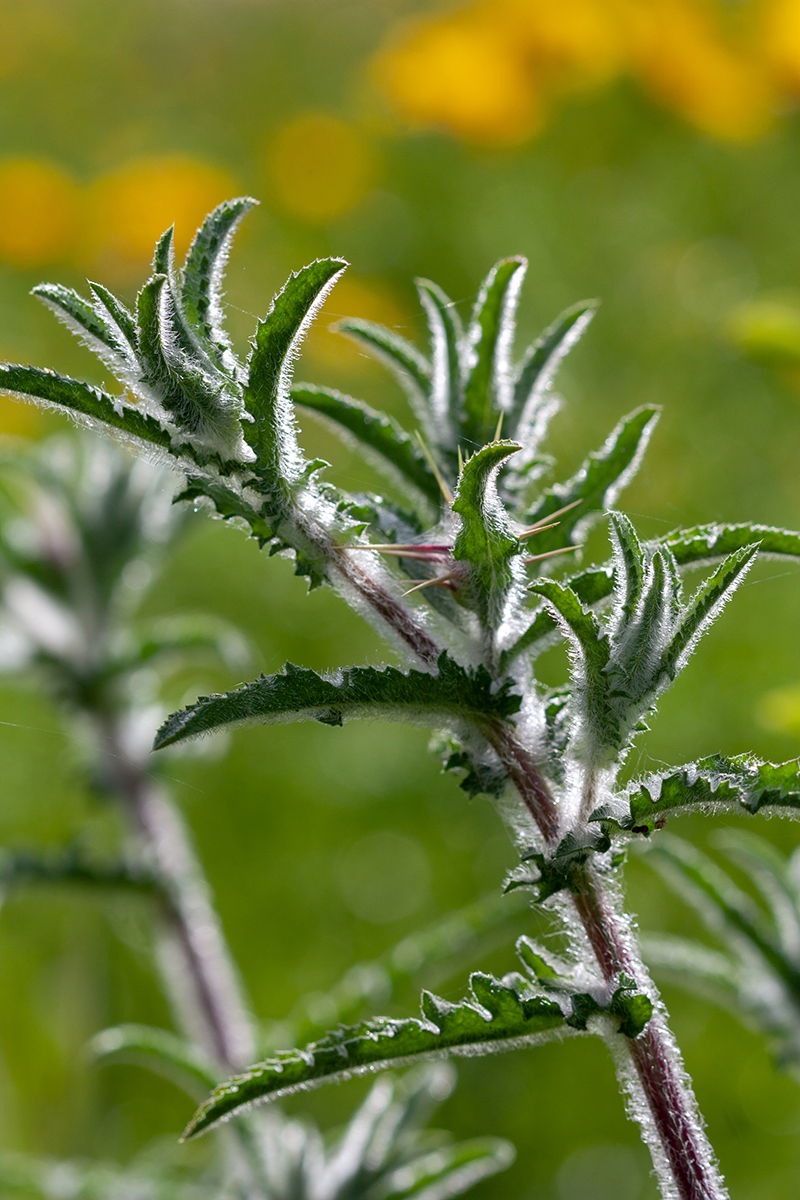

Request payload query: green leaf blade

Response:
[334,316,432,419]
[661,543,759,678]
[461,257,526,446]
[510,300,596,442]
[182,975,568,1139]
[0,363,172,450]
[596,754,800,835]
[154,653,522,749]
[416,277,464,447]
[665,522,800,565]
[244,258,347,477]
[292,383,441,505]
[181,196,258,364]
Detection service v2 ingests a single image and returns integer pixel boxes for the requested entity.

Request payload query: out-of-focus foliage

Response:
[0,2,799,1199]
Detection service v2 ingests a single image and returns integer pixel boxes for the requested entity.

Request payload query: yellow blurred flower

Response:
[625,0,774,141]
[757,683,800,736]
[89,156,237,272]
[0,158,80,267]
[760,0,800,91]
[372,0,778,145]
[375,12,542,145]
[507,0,626,86]
[268,112,374,223]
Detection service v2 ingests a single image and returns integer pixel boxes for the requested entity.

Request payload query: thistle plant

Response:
[2,196,800,1200]
[0,434,513,1200]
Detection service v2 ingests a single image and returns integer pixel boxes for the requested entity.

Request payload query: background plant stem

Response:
[96,717,256,1073]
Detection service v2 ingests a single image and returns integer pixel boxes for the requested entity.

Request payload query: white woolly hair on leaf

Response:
[514,305,595,449]
[463,258,527,418]
[34,291,135,382]
[599,409,661,515]
[514,392,562,474]
[0,386,170,473]
[669,547,757,676]
[158,280,223,382]
[417,285,459,443]
[267,260,348,483]
[493,261,527,415]
[196,208,253,352]
[611,553,677,703]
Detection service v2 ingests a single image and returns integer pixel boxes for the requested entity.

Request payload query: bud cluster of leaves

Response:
[2,197,800,1200]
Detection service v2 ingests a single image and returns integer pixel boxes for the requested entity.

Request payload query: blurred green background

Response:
[0,1,800,1198]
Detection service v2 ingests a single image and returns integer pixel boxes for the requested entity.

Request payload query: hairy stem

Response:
[96,718,256,1072]
[316,559,727,1199]
[482,719,559,844]
[572,870,728,1200]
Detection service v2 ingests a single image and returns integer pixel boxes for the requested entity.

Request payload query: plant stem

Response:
[96,717,256,1072]
[319,564,729,1199]
[571,869,728,1200]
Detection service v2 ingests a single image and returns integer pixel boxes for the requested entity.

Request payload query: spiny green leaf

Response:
[184,966,652,1138]
[244,258,346,477]
[416,277,463,445]
[31,282,127,365]
[333,316,432,415]
[452,441,522,627]
[592,753,800,835]
[660,543,758,677]
[501,565,615,667]
[89,282,139,351]
[91,1024,219,1099]
[510,300,596,441]
[504,517,800,669]
[461,258,526,446]
[184,973,616,1139]
[608,549,674,702]
[524,406,660,555]
[284,889,529,1048]
[0,363,172,450]
[608,512,647,628]
[174,476,273,543]
[527,578,615,751]
[181,196,258,361]
[292,383,441,506]
[154,652,521,749]
[665,522,800,565]
[153,226,214,364]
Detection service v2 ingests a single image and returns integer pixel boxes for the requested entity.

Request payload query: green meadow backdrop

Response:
[0,2,799,1197]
